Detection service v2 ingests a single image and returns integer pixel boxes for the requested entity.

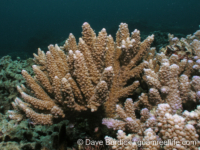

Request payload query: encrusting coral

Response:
[8,22,154,125]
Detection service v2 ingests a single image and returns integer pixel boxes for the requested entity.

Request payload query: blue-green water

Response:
[0,0,200,58]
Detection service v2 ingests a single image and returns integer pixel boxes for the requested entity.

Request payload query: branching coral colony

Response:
[8,22,154,125]
[10,22,200,149]
[103,30,200,149]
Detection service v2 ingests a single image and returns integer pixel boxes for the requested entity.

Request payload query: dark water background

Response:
[0,0,200,59]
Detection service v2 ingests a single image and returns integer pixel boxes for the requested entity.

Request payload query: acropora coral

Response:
[8,22,200,149]
[8,22,154,125]
[103,29,200,149]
